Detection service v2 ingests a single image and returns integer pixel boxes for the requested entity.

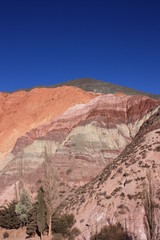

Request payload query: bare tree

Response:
[43,147,71,240]
[43,147,60,240]
[143,171,156,240]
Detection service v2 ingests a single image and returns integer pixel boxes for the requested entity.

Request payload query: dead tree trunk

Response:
[143,171,155,240]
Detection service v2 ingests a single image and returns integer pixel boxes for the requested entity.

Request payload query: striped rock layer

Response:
[0,93,159,205]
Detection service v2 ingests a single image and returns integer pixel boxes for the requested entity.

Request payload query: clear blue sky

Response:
[0,0,160,94]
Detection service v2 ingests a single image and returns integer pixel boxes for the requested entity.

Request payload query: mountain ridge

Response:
[55,78,160,99]
[2,78,160,100]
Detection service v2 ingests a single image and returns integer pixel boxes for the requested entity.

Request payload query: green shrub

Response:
[0,200,21,229]
[52,214,75,237]
[3,231,9,238]
[90,223,133,240]
[26,203,38,237]
[15,190,32,226]
[155,146,160,152]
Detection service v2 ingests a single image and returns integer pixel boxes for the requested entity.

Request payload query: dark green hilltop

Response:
[13,78,160,100]
[55,78,160,100]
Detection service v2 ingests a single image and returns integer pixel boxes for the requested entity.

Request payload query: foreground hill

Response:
[0,93,159,206]
[0,86,95,169]
[55,78,160,99]
[62,109,160,240]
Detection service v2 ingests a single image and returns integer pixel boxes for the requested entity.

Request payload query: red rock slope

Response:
[0,87,96,163]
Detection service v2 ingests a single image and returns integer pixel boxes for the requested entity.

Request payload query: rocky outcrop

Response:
[62,109,160,240]
[0,94,159,206]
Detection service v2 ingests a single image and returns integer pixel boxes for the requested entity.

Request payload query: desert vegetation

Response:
[0,189,78,240]
[0,148,138,240]
[90,223,133,240]
[0,197,135,240]
[0,200,21,229]
[0,146,79,240]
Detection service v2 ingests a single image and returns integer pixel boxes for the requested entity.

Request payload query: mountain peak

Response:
[55,78,160,100]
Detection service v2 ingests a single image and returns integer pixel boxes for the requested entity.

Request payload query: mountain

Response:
[0,82,160,240]
[0,92,159,206]
[55,78,160,100]
[62,108,160,240]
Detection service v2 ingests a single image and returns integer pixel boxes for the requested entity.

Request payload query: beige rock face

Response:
[62,109,160,240]
[0,86,95,165]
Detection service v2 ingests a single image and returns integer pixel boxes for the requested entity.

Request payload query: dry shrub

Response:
[90,223,132,240]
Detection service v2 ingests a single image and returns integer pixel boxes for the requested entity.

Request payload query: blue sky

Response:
[0,0,160,94]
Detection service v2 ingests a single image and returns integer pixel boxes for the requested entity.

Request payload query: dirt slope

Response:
[62,109,160,240]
